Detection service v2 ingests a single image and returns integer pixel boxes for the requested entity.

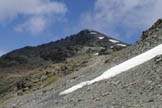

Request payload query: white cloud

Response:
[80,0,162,41]
[0,0,67,34]
[15,16,47,34]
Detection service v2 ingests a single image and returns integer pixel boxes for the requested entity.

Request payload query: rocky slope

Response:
[1,19,162,108]
[0,29,127,105]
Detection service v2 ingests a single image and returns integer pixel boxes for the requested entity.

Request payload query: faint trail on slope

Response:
[60,44,162,95]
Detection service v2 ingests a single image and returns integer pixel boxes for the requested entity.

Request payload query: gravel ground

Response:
[2,46,162,108]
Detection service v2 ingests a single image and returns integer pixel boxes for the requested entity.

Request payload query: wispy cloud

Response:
[0,0,67,34]
[80,0,162,42]
[15,16,47,34]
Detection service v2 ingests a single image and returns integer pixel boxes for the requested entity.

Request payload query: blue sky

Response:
[0,0,162,56]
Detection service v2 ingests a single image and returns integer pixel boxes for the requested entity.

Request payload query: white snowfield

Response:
[60,44,162,95]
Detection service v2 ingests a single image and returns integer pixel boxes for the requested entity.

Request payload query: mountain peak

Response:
[0,30,128,69]
[78,29,104,36]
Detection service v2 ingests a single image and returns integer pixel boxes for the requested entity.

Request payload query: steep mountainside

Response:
[0,29,128,105]
[0,29,127,71]
[2,19,162,108]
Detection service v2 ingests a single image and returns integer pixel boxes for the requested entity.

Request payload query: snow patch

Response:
[60,44,162,95]
[109,39,119,43]
[98,37,104,40]
[117,43,127,47]
[110,46,114,49]
[89,31,97,35]
[94,53,99,56]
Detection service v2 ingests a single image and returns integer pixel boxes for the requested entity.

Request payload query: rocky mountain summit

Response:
[1,19,162,108]
[0,29,127,69]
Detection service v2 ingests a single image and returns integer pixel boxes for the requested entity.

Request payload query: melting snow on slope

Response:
[109,39,119,43]
[60,44,162,95]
